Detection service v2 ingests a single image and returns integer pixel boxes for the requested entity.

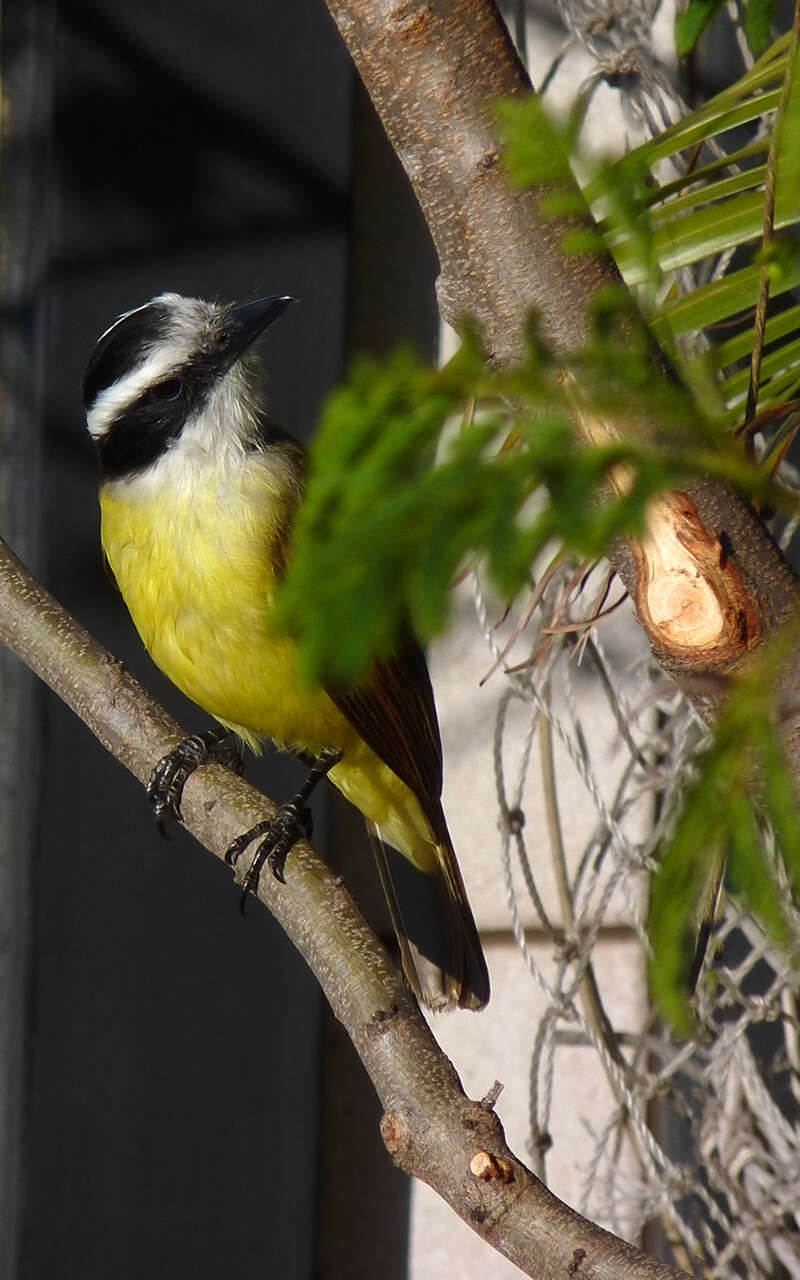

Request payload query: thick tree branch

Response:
[328,0,605,366]
[0,537,688,1278]
[322,0,800,774]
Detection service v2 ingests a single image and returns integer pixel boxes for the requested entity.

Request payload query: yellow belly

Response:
[99,467,438,871]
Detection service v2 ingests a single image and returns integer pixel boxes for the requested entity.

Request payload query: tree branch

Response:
[0,538,687,1278]
[327,0,604,365]
[322,0,800,774]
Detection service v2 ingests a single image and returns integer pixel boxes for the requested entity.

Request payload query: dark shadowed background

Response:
[0,1,438,1276]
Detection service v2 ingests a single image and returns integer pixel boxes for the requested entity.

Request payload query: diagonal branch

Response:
[0,537,688,1279]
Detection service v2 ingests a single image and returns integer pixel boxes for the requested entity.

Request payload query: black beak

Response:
[221,295,297,365]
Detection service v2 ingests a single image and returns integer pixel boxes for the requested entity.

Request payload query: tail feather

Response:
[367,821,490,1011]
[689,852,726,993]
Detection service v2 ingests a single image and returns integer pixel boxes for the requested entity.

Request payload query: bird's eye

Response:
[154,377,183,401]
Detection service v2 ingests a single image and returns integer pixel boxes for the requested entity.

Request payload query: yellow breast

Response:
[100,452,438,870]
[99,455,356,755]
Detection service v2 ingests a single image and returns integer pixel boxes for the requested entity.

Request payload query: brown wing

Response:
[258,430,448,844]
[326,640,450,846]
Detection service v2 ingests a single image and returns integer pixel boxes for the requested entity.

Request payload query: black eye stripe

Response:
[97,393,188,477]
[96,362,213,478]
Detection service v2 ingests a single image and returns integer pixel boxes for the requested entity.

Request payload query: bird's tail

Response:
[367,819,490,1011]
[688,852,726,993]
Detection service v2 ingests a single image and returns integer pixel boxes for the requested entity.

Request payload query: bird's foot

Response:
[148,728,243,829]
[225,801,314,902]
[225,746,342,905]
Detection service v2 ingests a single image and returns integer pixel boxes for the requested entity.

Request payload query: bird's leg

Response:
[148,728,244,830]
[226,746,343,900]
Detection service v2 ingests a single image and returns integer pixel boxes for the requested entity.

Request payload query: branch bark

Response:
[322,0,800,773]
[0,536,688,1277]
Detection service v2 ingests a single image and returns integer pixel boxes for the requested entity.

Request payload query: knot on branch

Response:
[380,1109,412,1162]
[476,148,499,173]
[568,1246,588,1274]
[469,1149,516,1184]
[364,1003,402,1040]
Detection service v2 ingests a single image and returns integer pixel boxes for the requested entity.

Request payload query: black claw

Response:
[148,728,241,826]
[224,818,272,868]
[265,842,289,883]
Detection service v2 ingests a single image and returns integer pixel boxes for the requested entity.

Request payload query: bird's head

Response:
[83,292,295,480]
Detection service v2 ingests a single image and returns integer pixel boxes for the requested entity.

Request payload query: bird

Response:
[82,291,490,1011]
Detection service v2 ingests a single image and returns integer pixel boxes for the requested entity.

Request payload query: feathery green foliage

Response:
[277,308,776,687]
[278,24,800,1027]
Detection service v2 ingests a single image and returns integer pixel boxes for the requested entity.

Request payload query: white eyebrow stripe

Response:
[86,346,181,439]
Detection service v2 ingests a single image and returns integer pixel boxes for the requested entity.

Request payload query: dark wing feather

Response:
[103,552,120,592]
[326,641,449,845]
[256,426,447,845]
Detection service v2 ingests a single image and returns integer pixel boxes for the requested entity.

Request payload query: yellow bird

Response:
[83,293,489,1011]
